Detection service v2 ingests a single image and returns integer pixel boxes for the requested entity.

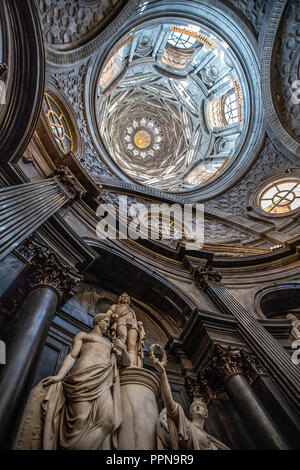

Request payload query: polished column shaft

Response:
[207,283,300,409]
[0,286,59,449]
[224,372,291,450]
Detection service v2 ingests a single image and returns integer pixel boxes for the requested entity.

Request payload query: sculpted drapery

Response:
[16,314,129,450]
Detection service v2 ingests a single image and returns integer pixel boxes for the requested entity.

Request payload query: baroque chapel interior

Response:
[0,0,300,451]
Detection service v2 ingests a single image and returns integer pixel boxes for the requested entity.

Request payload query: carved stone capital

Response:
[185,375,219,405]
[198,345,267,399]
[18,236,82,300]
[51,166,86,200]
[194,264,222,289]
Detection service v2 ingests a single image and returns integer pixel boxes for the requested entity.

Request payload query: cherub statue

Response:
[150,344,229,450]
[105,293,145,367]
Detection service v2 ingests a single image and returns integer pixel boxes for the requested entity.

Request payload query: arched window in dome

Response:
[44,93,73,153]
[168,31,197,49]
[259,180,300,214]
[224,92,239,125]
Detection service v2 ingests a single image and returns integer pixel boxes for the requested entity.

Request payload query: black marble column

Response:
[224,372,290,450]
[0,236,82,449]
[0,286,59,449]
[0,253,25,298]
[194,265,300,410]
[254,373,300,449]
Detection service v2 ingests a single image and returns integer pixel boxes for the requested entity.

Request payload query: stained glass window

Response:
[44,93,73,153]
[259,180,300,214]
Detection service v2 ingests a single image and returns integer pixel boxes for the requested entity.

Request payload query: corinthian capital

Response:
[200,344,267,393]
[18,236,82,300]
[194,263,222,289]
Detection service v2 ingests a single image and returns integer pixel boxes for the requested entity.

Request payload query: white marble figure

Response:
[286,313,300,340]
[150,347,229,450]
[105,293,145,367]
[16,313,130,450]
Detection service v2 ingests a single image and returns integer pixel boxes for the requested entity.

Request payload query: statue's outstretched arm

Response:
[151,358,177,420]
[160,367,178,419]
[42,333,83,386]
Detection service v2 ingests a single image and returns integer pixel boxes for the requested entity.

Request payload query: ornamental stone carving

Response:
[198,345,267,400]
[36,0,124,48]
[51,166,86,199]
[194,264,222,289]
[226,0,267,37]
[272,0,300,143]
[51,64,115,179]
[18,236,82,300]
[206,137,295,217]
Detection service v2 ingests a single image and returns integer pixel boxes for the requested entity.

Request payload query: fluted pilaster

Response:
[194,264,300,410]
[0,168,85,261]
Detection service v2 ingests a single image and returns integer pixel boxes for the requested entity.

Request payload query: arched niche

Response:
[61,282,169,347]
[257,285,300,319]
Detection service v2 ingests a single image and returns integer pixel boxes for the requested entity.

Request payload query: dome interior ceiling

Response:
[96,22,248,193]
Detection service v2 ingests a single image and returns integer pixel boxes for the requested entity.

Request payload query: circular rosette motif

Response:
[99,91,193,190]
[123,116,164,159]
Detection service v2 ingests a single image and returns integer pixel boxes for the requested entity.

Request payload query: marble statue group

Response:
[16,293,228,450]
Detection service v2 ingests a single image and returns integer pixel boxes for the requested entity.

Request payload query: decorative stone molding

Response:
[0,0,45,166]
[51,166,86,200]
[271,0,300,144]
[206,137,295,217]
[36,0,124,49]
[51,64,114,179]
[225,0,268,37]
[18,236,82,300]
[161,44,193,70]
[194,264,222,289]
